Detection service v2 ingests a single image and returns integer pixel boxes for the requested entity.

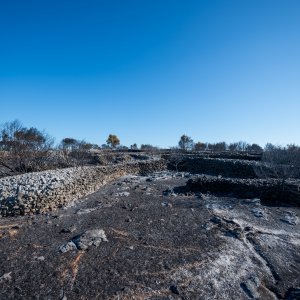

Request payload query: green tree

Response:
[106,134,120,148]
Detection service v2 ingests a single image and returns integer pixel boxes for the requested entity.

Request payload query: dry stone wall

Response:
[185,175,300,206]
[170,157,259,178]
[0,160,167,217]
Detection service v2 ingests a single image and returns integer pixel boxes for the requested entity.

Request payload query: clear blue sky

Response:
[0,0,299,147]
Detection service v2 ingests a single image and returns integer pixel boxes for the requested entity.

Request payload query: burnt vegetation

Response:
[0,120,54,176]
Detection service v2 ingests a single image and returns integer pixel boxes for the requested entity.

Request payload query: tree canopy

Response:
[106,134,120,148]
[178,134,194,151]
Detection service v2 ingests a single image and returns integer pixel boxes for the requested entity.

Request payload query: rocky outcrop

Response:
[0,159,166,216]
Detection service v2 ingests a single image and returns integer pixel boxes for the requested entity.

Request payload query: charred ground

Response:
[0,169,299,299]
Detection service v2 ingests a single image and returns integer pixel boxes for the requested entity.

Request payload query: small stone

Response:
[72,229,108,250]
[59,241,77,253]
[35,256,45,261]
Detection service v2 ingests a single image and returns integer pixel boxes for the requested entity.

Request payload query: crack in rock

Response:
[208,214,283,299]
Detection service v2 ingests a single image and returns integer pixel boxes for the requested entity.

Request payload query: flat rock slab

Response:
[0,172,299,299]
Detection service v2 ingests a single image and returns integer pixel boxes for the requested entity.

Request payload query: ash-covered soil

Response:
[0,171,299,300]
